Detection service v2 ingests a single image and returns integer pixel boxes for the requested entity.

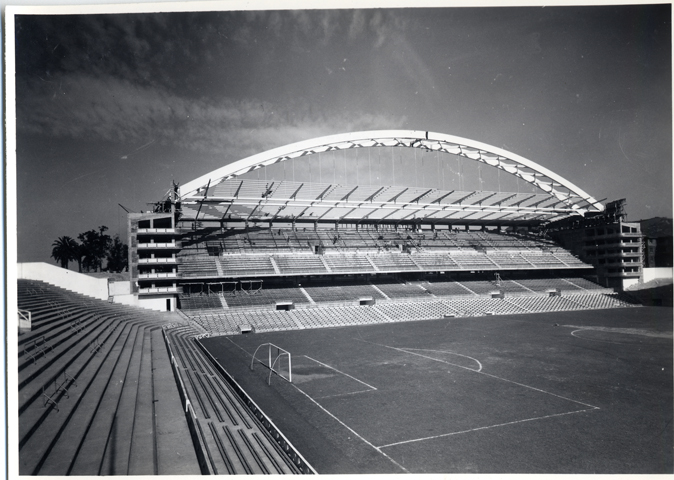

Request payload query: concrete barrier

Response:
[17,262,109,300]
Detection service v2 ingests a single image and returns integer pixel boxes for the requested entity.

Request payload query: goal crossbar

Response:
[250,342,292,385]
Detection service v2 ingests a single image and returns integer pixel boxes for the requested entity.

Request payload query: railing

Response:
[138,272,182,279]
[138,286,183,294]
[137,241,182,249]
[137,228,177,234]
[138,257,180,264]
[18,309,31,333]
[23,335,53,364]
[41,370,77,413]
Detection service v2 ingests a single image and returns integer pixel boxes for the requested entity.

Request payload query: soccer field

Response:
[201,306,673,474]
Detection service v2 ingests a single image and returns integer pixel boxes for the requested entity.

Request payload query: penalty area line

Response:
[303,355,378,391]
[313,388,375,400]
[290,383,410,473]
[378,407,599,449]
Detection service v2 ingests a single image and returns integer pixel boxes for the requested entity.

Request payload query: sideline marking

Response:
[303,355,378,391]
[378,407,598,449]
[289,383,410,473]
[360,339,600,410]
[400,347,483,372]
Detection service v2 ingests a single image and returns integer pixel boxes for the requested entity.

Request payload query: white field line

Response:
[360,339,600,410]
[313,388,376,400]
[378,407,598,449]
[303,355,378,391]
[224,338,401,469]
[290,383,410,473]
[563,325,672,339]
[400,347,483,372]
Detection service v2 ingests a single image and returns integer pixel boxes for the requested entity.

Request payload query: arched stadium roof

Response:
[178,130,604,227]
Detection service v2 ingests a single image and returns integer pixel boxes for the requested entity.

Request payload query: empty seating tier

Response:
[179,254,219,277]
[323,254,375,272]
[222,285,309,309]
[303,281,384,303]
[220,255,275,277]
[183,288,640,336]
[369,254,420,271]
[17,280,201,476]
[180,295,224,311]
[371,280,430,299]
[273,255,327,274]
[162,325,306,474]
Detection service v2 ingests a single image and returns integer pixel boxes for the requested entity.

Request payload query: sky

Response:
[10,2,672,264]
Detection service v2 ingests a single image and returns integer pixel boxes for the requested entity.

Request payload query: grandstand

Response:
[124,130,641,319]
[17,130,655,474]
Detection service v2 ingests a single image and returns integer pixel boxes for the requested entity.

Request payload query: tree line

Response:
[51,226,128,273]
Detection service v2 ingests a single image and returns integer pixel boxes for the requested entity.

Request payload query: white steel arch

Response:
[180,130,604,214]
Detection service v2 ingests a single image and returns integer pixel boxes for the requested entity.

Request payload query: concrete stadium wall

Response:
[138,296,174,312]
[109,293,172,312]
[17,262,109,301]
[112,293,140,307]
[643,267,673,283]
[109,280,131,296]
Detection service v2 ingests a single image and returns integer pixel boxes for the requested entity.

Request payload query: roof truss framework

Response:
[181,178,590,227]
[181,130,604,215]
[178,130,604,228]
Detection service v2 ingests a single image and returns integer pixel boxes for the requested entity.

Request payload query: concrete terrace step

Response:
[67,323,145,475]
[19,309,100,351]
[18,316,121,411]
[128,328,158,475]
[19,322,137,475]
[98,324,148,475]
[150,329,201,475]
[18,277,201,476]
[18,312,112,371]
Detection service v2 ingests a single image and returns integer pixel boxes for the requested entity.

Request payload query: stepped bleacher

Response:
[17,280,201,476]
[180,273,641,336]
[184,287,640,336]
[17,279,309,476]
[323,253,375,272]
[302,281,385,303]
[220,254,276,276]
[273,254,327,274]
[371,280,430,299]
[179,253,219,277]
[219,283,309,309]
[176,227,592,278]
[162,324,308,474]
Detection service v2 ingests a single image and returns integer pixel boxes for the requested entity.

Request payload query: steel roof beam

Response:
[179,130,604,214]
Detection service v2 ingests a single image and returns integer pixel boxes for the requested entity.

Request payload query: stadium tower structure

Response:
[125,130,638,312]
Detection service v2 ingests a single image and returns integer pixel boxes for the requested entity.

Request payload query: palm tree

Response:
[70,241,84,272]
[78,226,111,272]
[51,236,78,269]
[106,235,128,273]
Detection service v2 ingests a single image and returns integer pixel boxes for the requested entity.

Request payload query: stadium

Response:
[15,130,672,474]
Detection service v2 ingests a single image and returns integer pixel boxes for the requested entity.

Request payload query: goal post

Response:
[251,343,292,385]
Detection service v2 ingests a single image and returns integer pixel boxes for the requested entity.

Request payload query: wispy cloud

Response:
[17,73,406,158]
